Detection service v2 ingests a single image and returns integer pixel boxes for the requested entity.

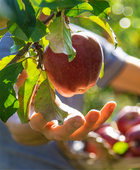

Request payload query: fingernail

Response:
[109,104,116,112]
[90,113,99,121]
[73,121,83,128]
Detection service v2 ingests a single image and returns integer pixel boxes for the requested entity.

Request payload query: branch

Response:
[42,12,55,24]
[6,42,32,67]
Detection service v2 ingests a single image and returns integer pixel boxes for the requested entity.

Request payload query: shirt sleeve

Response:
[70,24,127,88]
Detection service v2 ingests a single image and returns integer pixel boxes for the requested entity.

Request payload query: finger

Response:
[29,112,48,131]
[70,110,100,140]
[93,101,116,130]
[42,114,85,141]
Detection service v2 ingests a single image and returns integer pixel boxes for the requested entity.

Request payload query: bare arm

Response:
[110,56,140,95]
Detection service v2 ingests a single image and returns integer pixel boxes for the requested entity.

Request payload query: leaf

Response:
[65,2,93,17]
[31,0,84,10]
[0,27,8,38]
[17,75,39,123]
[7,20,29,41]
[1,0,42,41]
[77,15,117,47]
[10,37,26,54]
[31,19,48,42]
[88,0,111,19]
[99,62,104,79]
[0,62,24,122]
[23,58,40,77]
[0,55,15,70]
[34,78,68,124]
[112,141,129,155]
[46,14,76,62]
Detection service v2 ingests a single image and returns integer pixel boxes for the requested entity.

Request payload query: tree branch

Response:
[42,12,55,24]
[6,42,32,67]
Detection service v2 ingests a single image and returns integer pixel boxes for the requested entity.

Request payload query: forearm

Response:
[5,113,50,146]
[109,56,140,95]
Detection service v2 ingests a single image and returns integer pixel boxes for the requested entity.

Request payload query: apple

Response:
[95,125,126,148]
[43,32,103,97]
[125,124,140,157]
[94,123,110,134]
[84,132,102,154]
[116,106,140,135]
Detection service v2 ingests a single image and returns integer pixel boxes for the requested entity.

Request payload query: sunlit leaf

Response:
[77,15,117,47]
[42,7,51,15]
[7,20,29,41]
[0,55,15,70]
[23,58,40,77]
[17,75,39,123]
[0,62,24,122]
[99,62,104,79]
[66,2,93,17]
[88,0,110,19]
[34,78,68,124]
[66,1,110,19]
[46,14,76,62]
[31,0,84,10]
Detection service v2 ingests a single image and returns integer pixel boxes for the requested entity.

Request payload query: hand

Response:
[30,98,116,141]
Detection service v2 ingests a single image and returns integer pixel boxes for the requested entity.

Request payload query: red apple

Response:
[84,132,102,154]
[125,124,140,157]
[94,123,110,134]
[43,32,103,97]
[116,106,140,135]
[95,125,126,148]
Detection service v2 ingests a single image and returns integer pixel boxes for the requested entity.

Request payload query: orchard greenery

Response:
[0,0,117,124]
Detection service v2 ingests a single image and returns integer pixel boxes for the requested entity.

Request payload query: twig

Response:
[6,42,32,67]
[42,12,55,24]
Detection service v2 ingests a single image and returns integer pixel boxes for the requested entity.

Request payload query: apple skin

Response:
[43,32,103,97]
[116,106,140,135]
[125,124,140,157]
[95,125,126,148]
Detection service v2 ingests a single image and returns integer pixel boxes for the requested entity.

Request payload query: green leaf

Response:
[17,75,39,123]
[0,27,8,38]
[99,62,104,79]
[7,20,29,41]
[112,141,129,155]
[1,0,41,41]
[0,55,15,70]
[23,58,40,77]
[88,0,110,19]
[10,37,26,54]
[77,15,117,47]
[34,78,68,124]
[66,2,93,17]
[31,19,48,42]
[31,0,84,10]
[46,14,76,62]
[0,62,24,122]
[66,1,110,19]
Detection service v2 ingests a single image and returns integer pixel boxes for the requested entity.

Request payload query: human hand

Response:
[30,98,116,141]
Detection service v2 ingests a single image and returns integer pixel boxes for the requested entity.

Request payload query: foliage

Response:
[0,0,117,123]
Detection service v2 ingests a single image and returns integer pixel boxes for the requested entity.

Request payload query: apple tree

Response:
[0,0,117,124]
